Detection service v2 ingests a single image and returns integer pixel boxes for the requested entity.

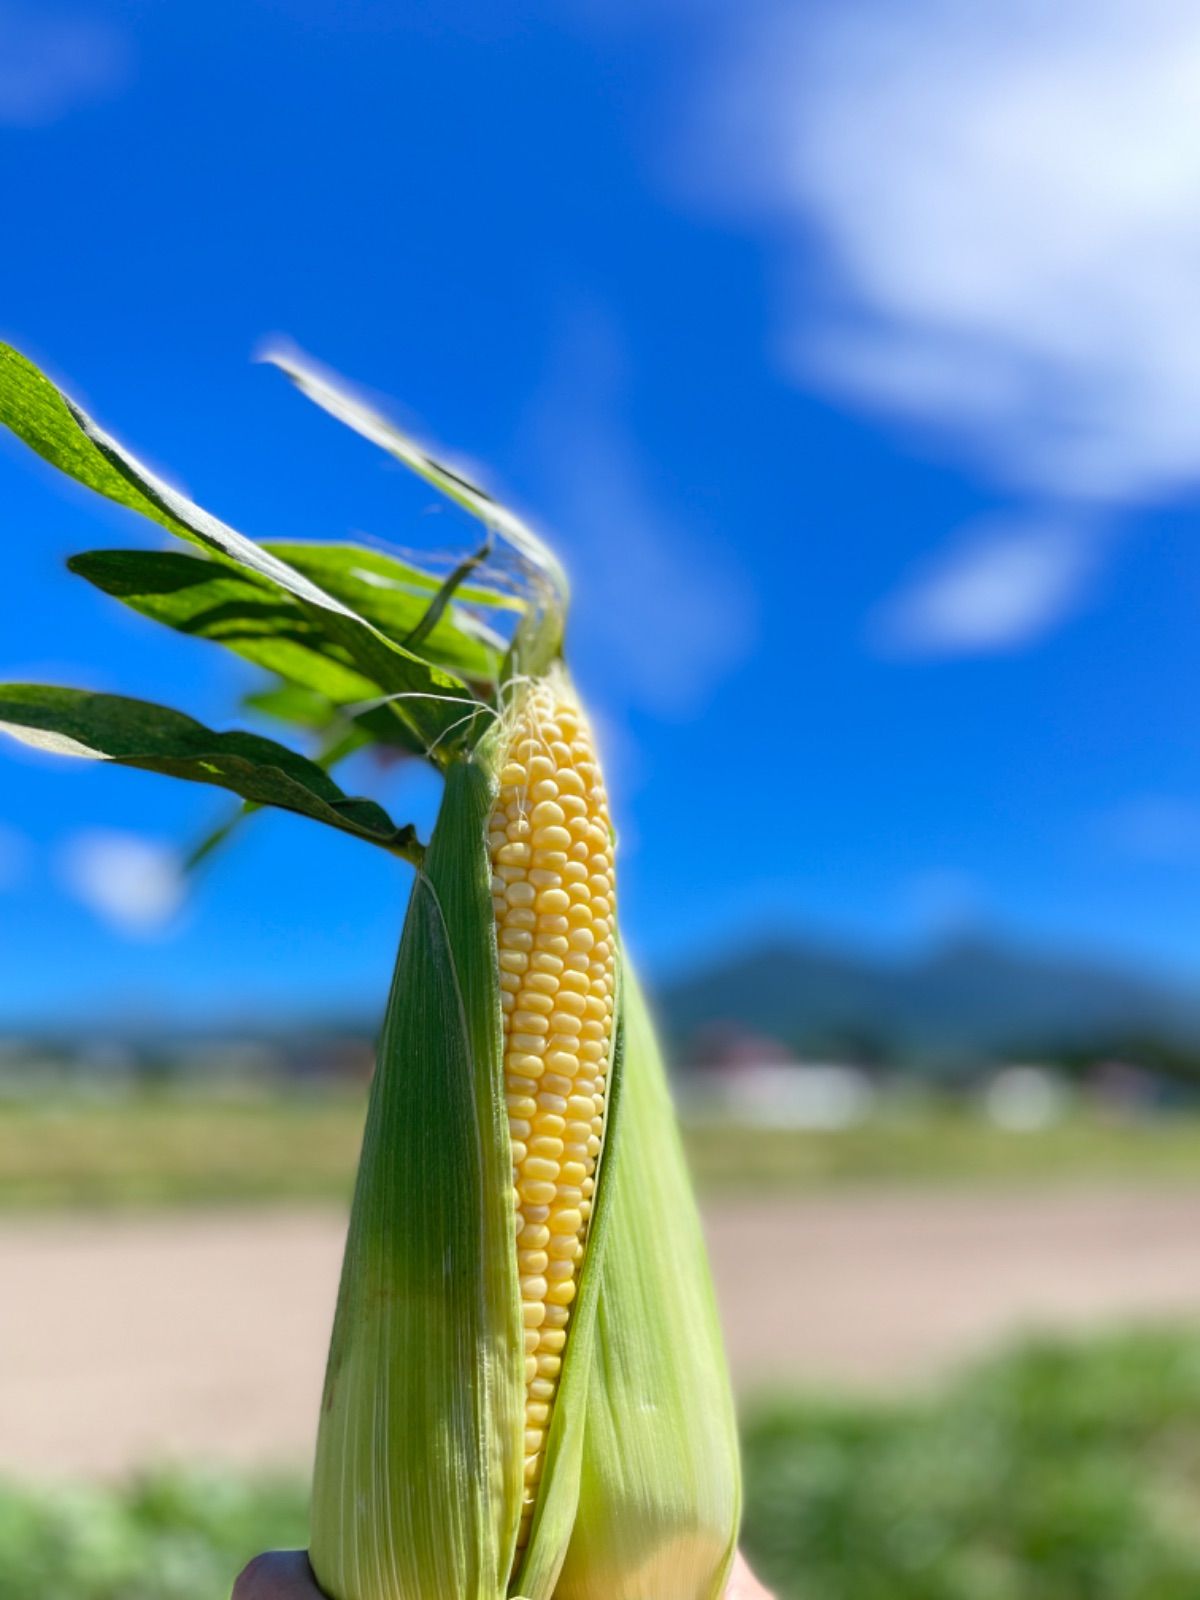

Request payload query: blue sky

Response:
[4,0,1200,1028]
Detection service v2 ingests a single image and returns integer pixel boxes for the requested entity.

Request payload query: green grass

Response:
[3,1096,1200,1209]
[744,1325,1200,1600]
[0,1469,309,1600]
[0,1097,365,1209]
[6,1327,1200,1599]
[687,1113,1200,1191]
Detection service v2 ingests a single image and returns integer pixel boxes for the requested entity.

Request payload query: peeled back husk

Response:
[309,752,526,1600]
[554,964,742,1600]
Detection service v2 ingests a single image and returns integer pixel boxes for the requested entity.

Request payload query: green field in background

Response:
[0,1097,365,1209]
[1,1097,1200,1208]
[5,1325,1200,1600]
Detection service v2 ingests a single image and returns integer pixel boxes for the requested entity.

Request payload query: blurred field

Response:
[4,1097,1200,1208]
[743,1325,1200,1600]
[6,1187,1200,1475]
[5,1325,1200,1600]
[5,1098,1200,1598]
[0,1097,365,1210]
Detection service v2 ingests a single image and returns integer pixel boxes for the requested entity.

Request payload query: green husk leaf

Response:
[264,349,567,599]
[242,680,423,751]
[261,540,523,612]
[73,546,497,758]
[68,548,429,753]
[0,344,478,756]
[310,755,523,1600]
[264,348,568,679]
[261,541,509,681]
[181,802,257,874]
[243,683,348,733]
[554,964,742,1600]
[68,548,383,703]
[0,684,418,857]
[182,720,370,875]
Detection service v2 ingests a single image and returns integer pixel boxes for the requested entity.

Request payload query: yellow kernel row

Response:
[488,676,615,1557]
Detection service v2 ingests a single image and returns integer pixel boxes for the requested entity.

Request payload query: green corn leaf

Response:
[243,683,345,732]
[265,348,567,678]
[262,541,510,681]
[241,680,425,751]
[261,540,523,612]
[310,755,524,1600]
[0,344,478,757]
[68,548,384,704]
[554,963,742,1600]
[181,802,257,874]
[264,349,567,603]
[181,719,371,876]
[71,548,478,754]
[0,684,418,857]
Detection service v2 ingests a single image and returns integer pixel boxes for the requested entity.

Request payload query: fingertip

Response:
[726,1549,776,1600]
[232,1549,323,1600]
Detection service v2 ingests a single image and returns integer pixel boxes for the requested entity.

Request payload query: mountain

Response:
[8,930,1198,1078]
[655,933,1200,1065]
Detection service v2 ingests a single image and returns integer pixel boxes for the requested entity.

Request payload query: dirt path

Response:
[5,1187,1200,1477]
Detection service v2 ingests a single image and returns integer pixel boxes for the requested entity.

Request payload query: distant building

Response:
[680,1026,875,1129]
[982,1064,1069,1130]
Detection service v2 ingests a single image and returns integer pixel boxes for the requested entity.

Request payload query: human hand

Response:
[724,1549,775,1599]
[232,1548,775,1599]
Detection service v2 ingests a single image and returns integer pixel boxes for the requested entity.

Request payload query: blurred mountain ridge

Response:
[657,931,1200,1064]
[7,930,1200,1078]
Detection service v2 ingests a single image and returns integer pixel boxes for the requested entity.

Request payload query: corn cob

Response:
[487,674,616,1550]
[0,342,743,1600]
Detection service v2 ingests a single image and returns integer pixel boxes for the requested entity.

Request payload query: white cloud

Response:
[697,0,1200,506]
[602,0,1200,652]
[868,516,1097,656]
[58,829,185,935]
[0,4,130,127]
[1102,797,1200,864]
[523,306,754,716]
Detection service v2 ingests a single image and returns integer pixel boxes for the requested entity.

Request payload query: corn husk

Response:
[310,751,526,1600]
[554,965,741,1600]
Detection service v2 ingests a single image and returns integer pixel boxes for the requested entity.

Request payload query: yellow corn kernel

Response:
[487,676,615,1558]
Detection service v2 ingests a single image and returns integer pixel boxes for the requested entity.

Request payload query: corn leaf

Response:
[310,756,523,1600]
[181,720,371,876]
[0,344,476,756]
[261,540,523,612]
[181,802,257,874]
[262,541,510,681]
[0,684,417,856]
[554,963,742,1600]
[265,349,568,678]
[242,682,423,759]
[72,549,482,753]
[241,680,424,751]
[243,683,345,732]
[265,349,567,601]
[68,548,383,702]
